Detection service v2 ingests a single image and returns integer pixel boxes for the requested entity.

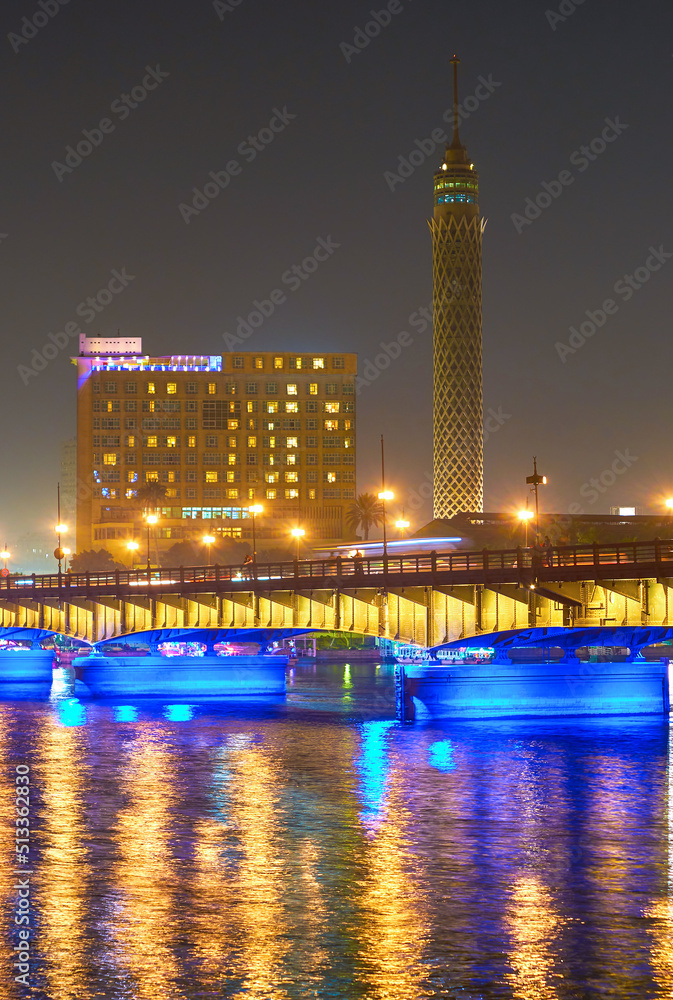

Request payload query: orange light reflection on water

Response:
[111,737,181,998]
[34,714,89,1000]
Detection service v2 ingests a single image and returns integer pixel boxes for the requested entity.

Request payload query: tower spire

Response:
[450,54,463,150]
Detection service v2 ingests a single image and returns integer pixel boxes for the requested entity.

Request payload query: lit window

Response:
[207,383,216,395]
[167,383,177,394]
[285,471,298,483]
[325,402,340,413]
[266,489,277,499]
[308,488,316,500]
[228,436,238,448]
[254,357,264,369]
[286,437,298,449]
[247,488,256,500]
[166,471,177,482]
[166,436,177,448]
[324,420,338,431]
[287,384,298,396]
[125,489,137,499]
[344,419,352,430]
[187,436,196,448]
[293,357,302,370]
[147,436,158,448]
[266,472,279,483]
[309,383,318,395]
[103,453,117,465]
[327,472,336,483]
[228,419,239,430]
[312,358,324,369]
[146,382,155,394]
[247,436,257,448]
[227,488,239,498]
[344,437,354,448]
[126,435,136,448]
[285,489,299,499]
[267,401,279,413]
[246,400,257,413]
[274,357,283,369]
[146,400,156,413]
[226,470,236,482]
[205,471,218,483]
[286,454,296,465]
[227,454,237,465]
[269,437,276,448]
[145,471,159,483]
[286,401,299,413]
[126,471,138,483]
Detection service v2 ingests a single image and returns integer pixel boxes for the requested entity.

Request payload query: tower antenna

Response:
[450,54,463,149]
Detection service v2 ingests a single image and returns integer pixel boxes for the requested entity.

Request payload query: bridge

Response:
[2,538,673,644]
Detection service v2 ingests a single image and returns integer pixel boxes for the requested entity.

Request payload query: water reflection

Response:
[0,671,669,998]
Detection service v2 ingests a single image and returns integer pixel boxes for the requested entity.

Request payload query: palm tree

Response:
[135,482,167,514]
[346,493,384,541]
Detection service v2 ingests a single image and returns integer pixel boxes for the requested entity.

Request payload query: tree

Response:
[346,493,384,541]
[135,482,168,513]
[69,549,125,572]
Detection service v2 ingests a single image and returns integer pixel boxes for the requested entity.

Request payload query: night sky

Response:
[1,0,672,543]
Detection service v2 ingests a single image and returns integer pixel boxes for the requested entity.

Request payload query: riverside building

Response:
[73,336,357,563]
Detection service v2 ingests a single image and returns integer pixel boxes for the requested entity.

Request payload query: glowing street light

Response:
[666,498,673,510]
[145,514,158,574]
[126,539,139,570]
[290,526,305,560]
[203,534,216,565]
[525,456,547,539]
[395,518,410,538]
[248,505,263,567]
[517,508,534,547]
[0,545,9,579]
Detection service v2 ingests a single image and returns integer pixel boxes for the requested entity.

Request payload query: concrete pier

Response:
[398,649,671,722]
[0,646,54,699]
[74,652,288,698]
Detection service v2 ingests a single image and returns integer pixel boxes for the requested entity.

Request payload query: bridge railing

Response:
[4,538,673,592]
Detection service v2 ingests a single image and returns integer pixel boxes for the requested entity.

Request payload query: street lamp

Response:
[517,508,534,547]
[378,491,394,559]
[0,546,9,580]
[249,505,263,566]
[525,456,547,540]
[126,540,139,569]
[203,534,215,565]
[395,518,410,538]
[54,522,68,574]
[291,526,305,560]
[62,547,71,573]
[666,498,673,510]
[145,514,158,573]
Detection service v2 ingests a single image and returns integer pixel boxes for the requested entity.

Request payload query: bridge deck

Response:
[2,538,672,600]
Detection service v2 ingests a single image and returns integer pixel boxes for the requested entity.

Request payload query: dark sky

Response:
[1,0,672,543]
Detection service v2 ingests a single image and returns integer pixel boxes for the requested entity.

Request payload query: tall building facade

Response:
[430,57,485,518]
[73,337,356,563]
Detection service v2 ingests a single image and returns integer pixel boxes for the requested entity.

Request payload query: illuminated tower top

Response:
[432,56,479,223]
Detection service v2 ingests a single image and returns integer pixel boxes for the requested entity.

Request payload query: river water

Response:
[1,660,672,999]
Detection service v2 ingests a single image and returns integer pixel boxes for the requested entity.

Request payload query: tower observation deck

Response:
[430,56,485,518]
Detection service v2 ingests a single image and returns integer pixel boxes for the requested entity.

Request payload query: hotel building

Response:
[73,336,357,563]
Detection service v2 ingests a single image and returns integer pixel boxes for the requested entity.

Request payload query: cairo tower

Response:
[430,56,485,518]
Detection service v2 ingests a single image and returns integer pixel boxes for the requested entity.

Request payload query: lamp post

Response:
[249,505,263,568]
[62,547,71,573]
[203,534,215,566]
[126,540,139,570]
[0,546,9,571]
[145,514,158,575]
[395,517,410,539]
[517,508,534,548]
[291,526,305,560]
[378,433,395,562]
[525,456,547,541]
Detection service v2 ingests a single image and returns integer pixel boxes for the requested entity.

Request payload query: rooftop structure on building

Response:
[73,338,357,563]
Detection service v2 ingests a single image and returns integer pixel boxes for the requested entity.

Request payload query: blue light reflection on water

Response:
[1,666,671,998]
[428,738,455,771]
